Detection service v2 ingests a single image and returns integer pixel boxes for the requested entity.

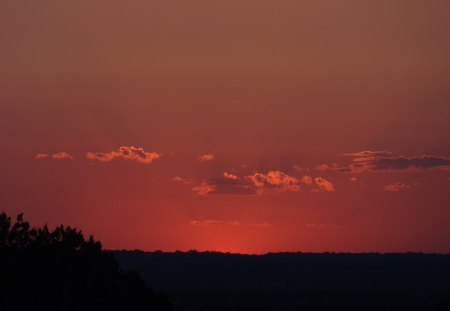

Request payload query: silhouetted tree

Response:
[0,212,171,311]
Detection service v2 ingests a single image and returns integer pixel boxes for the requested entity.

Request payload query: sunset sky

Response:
[1,0,450,253]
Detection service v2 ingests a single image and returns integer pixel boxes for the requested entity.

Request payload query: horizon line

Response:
[110,249,450,256]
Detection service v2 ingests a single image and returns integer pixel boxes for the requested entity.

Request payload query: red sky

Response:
[1,0,450,253]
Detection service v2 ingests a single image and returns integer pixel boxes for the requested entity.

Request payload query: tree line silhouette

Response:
[116,250,450,310]
[0,212,171,311]
[3,210,450,310]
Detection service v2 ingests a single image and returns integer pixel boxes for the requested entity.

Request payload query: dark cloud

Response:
[367,155,450,172]
[321,151,450,173]
[341,151,393,158]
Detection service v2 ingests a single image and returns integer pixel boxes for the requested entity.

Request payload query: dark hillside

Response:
[115,250,450,310]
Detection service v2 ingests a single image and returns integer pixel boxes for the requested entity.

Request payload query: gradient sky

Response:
[1,0,450,253]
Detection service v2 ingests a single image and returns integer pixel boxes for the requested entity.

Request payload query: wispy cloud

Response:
[36,153,49,159]
[342,151,394,158]
[52,152,74,160]
[173,176,194,185]
[191,182,217,196]
[191,176,256,196]
[190,219,272,228]
[190,219,240,226]
[36,152,74,160]
[384,182,413,192]
[198,154,214,162]
[86,146,161,164]
[294,165,310,172]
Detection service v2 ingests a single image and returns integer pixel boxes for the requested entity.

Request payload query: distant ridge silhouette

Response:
[115,250,450,310]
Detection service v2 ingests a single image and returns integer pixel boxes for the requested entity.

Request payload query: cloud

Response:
[384,182,412,192]
[300,175,313,185]
[223,172,238,180]
[86,146,161,164]
[188,171,335,196]
[316,163,344,172]
[173,176,194,185]
[52,152,74,160]
[192,177,256,196]
[361,155,450,172]
[191,170,301,196]
[294,165,310,172]
[342,151,394,158]
[316,164,332,171]
[322,151,450,173]
[190,220,272,227]
[36,152,74,160]
[36,153,49,159]
[315,177,335,192]
[248,171,300,193]
[198,154,214,162]
[191,182,216,196]
[190,219,240,226]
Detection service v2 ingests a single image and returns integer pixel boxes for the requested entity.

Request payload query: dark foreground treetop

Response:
[0,212,171,311]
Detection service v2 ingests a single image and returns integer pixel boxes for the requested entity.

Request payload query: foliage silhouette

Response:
[0,212,171,311]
